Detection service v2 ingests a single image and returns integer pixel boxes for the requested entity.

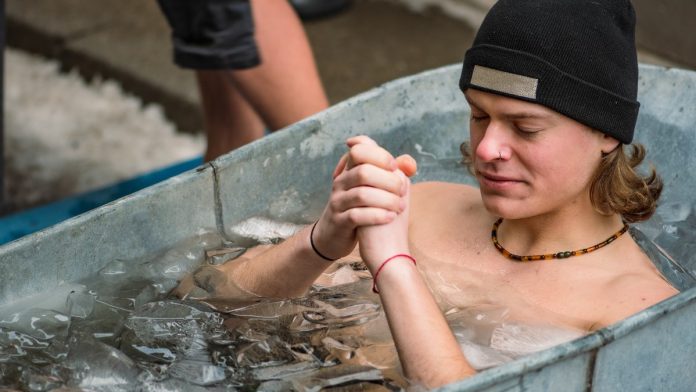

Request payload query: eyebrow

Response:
[464,93,552,120]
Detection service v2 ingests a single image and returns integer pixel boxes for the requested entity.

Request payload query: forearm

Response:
[377,260,476,387]
[232,225,336,298]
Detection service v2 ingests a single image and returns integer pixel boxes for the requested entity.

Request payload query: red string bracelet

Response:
[372,254,417,293]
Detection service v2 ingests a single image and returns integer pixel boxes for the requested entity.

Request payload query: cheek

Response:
[533,148,600,190]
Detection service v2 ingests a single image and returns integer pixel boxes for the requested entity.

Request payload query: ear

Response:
[600,134,621,155]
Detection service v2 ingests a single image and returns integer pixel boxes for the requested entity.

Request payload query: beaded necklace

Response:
[491,218,629,261]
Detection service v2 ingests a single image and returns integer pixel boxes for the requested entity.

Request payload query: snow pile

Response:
[3,49,204,214]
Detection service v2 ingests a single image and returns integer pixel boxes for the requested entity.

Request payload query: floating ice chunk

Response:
[0,308,70,341]
[206,247,246,265]
[169,359,227,386]
[69,299,128,346]
[257,379,294,392]
[137,231,223,281]
[138,378,211,392]
[26,373,64,391]
[146,249,204,280]
[235,336,295,368]
[133,281,177,309]
[658,201,692,223]
[64,336,139,391]
[458,339,513,370]
[0,283,86,317]
[251,361,321,381]
[289,364,383,391]
[122,301,225,365]
[222,299,314,319]
[229,217,303,244]
[490,323,584,358]
[303,299,380,328]
[98,259,130,278]
[67,291,96,319]
[314,264,361,287]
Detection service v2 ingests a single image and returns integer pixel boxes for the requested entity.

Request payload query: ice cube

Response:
[66,292,95,319]
[168,359,227,386]
[64,336,138,391]
[229,217,303,244]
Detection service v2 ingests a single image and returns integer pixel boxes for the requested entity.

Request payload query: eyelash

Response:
[470,115,539,137]
[514,125,540,136]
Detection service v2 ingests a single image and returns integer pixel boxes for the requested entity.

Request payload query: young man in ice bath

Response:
[177,0,678,387]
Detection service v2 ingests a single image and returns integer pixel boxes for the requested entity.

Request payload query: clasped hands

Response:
[174,135,417,301]
[312,135,417,273]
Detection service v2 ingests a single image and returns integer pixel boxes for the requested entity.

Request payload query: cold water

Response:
[1,201,694,391]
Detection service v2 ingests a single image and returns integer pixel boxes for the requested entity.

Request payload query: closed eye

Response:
[470,114,489,123]
[514,124,542,137]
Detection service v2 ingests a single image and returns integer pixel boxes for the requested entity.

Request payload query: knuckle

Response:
[328,195,341,211]
[354,187,369,204]
[356,165,371,183]
[346,210,360,225]
[348,147,362,162]
[391,196,402,211]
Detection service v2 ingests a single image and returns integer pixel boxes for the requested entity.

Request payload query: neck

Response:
[497,207,625,257]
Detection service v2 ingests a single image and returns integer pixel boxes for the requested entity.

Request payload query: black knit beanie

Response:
[460,0,639,144]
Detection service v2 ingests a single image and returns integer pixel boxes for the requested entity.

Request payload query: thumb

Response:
[395,154,417,177]
[396,169,412,198]
[332,153,349,179]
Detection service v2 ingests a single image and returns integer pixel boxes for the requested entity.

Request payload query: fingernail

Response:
[399,199,406,212]
[387,211,397,220]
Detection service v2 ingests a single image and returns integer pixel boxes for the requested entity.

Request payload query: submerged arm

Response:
[176,135,414,300]
[379,264,476,385]
[358,177,477,387]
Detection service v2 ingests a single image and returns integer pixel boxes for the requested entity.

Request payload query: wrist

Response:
[309,221,340,261]
[308,220,356,262]
[363,245,411,273]
[371,253,417,293]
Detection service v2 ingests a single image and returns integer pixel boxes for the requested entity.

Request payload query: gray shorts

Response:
[157,0,260,70]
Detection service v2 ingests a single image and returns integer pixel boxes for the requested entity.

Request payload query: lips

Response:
[478,171,518,182]
[476,170,524,190]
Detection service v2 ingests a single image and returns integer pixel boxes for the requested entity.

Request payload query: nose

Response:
[474,121,509,162]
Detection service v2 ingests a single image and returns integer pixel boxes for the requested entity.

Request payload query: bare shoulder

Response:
[411,181,480,208]
[409,181,488,226]
[595,271,679,329]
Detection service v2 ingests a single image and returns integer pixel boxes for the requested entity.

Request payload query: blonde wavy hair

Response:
[459,142,662,223]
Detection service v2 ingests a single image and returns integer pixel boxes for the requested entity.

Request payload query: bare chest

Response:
[409,224,613,330]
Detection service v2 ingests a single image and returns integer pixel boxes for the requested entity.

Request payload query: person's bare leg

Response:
[196,70,265,161]
[230,0,329,130]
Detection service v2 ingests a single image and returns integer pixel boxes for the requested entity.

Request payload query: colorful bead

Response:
[491,218,629,262]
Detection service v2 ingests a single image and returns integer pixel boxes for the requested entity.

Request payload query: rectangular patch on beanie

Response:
[471,65,538,99]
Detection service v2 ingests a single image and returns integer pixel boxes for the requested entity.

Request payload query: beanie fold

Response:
[460,45,639,144]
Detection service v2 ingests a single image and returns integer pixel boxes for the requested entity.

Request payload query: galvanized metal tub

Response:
[1,63,695,391]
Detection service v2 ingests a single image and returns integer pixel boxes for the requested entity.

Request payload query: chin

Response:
[480,194,530,219]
